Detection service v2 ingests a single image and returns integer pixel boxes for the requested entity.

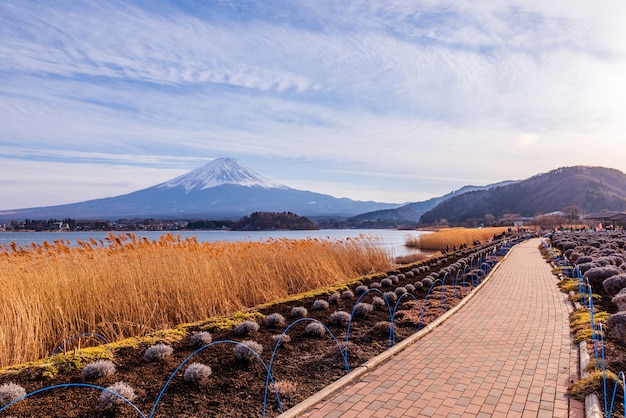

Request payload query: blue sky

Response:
[1,1,626,210]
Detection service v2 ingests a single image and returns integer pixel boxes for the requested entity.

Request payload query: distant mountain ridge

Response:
[349,181,517,225]
[4,162,626,226]
[0,158,398,221]
[420,166,626,225]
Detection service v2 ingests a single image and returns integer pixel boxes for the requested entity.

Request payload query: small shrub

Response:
[612,288,626,311]
[99,382,136,410]
[355,285,368,295]
[584,266,621,289]
[568,251,581,263]
[405,283,415,293]
[272,333,291,344]
[190,331,213,347]
[394,287,407,297]
[183,362,212,385]
[372,296,387,310]
[81,359,116,381]
[561,241,577,251]
[388,275,399,284]
[353,302,374,318]
[234,320,260,336]
[265,313,286,327]
[290,306,308,318]
[329,311,351,326]
[328,293,341,304]
[603,274,626,296]
[384,291,397,303]
[558,277,579,293]
[576,262,596,275]
[422,278,433,287]
[144,343,173,362]
[607,311,626,341]
[369,282,381,289]
[0,382,26,407]
[414,281,424,289]
[341,290,354,300]
[567,370,618,402]
[234,340,263,362]
[405,271,414,278]
[380,278,393,287]
[312,299,329,310]
[594,257,614,267]
[304,322,326,337]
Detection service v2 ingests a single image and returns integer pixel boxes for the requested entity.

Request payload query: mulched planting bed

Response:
[548,230,626,415]
[0,239,515,418]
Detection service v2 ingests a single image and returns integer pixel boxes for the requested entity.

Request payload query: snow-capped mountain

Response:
[158,158,286,191]
[0,158,399,220]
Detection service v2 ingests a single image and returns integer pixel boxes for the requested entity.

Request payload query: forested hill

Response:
[420,166,626,226]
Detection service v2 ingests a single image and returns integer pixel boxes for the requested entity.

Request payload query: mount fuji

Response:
[0,158,399,220]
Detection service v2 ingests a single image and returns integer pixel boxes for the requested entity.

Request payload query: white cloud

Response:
[0,158,188,209]
[1,1,626,210]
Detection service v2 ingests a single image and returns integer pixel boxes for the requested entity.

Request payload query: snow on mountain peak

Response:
[158,158,287,192]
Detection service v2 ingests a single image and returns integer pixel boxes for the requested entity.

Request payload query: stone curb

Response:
[276,247,512,418]
[571,295,602,418]
[581,340,602,418]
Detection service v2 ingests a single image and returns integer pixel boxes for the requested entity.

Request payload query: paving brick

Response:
[296,239,580,418]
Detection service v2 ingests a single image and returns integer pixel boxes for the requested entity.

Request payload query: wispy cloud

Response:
[1,0,625,209]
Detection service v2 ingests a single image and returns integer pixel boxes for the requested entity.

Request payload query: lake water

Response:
[0,229,431,258]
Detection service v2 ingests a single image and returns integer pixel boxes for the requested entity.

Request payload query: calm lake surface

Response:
[0,229,430,257]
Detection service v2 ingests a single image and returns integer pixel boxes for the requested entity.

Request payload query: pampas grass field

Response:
[0,233,393,368]
[404,227,513,252]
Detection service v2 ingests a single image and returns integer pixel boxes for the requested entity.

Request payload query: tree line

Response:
[3,212,318,232]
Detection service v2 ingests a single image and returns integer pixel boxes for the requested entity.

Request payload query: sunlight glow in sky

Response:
[1,1,626,210]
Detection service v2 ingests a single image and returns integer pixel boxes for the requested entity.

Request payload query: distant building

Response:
[501,213,532,227]
[583,211,626,230]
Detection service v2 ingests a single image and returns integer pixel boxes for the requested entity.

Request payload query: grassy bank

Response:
[405,227,512,251]
[0,233,393,367]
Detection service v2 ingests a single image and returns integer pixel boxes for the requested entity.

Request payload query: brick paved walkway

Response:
[291,238,584,417]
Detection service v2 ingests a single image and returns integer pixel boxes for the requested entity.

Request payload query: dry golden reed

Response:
[404,227,511,252]
[393,252,431,265]
[0,233,392,367]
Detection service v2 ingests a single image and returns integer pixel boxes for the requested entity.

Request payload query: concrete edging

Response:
[570,292,603,418]
[276,247,513,418]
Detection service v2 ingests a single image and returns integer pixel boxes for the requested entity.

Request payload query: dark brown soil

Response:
[0,244,505,418]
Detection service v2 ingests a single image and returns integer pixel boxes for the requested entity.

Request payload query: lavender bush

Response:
[304,322,326,337]
[312,299,329,310]
[190,331,213,347]
[98,382,136,410]
[234,320,260,336]
[143,343,173,362]
[81,359,116,380]
[265,313,286,327]
[290,306,308,318]
[234,340,263,362]
[183,362,212,385]
[353,302,374,318]
[329,311,350,326]
[0,382,26,407]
